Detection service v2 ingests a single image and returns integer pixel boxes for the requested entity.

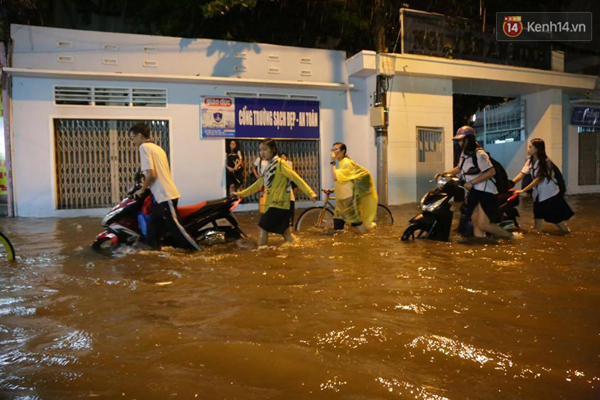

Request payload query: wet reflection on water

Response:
[0,195,598,398]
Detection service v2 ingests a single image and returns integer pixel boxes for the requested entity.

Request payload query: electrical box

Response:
[377,54,396,77]
[370,106,386,127]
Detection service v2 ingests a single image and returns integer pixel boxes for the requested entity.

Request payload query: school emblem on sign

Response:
[213,112,223,123]
[503,16,523,37]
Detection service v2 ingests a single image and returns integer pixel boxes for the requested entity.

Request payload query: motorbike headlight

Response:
[422,197,446,212]
[436,176,449,189]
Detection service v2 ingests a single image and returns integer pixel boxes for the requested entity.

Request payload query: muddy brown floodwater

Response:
[0,195,598,399]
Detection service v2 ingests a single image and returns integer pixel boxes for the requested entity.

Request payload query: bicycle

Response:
[295,189,394,231]
[0,231,16,261]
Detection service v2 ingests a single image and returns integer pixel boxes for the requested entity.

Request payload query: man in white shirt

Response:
[130,123,200,251]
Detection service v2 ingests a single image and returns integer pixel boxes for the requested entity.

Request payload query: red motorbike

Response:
[92,174,246,251]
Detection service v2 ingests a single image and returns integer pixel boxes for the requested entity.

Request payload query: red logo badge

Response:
[503,16,523,37]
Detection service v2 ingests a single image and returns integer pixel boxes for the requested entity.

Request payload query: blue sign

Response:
[201,97,320,139]
[235,98,320,139]
[571,106,600,127]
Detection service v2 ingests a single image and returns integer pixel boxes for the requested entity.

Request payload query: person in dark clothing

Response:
[226,140,244,195]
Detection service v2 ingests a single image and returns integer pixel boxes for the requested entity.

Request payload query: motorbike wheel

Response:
[401,224,428,241]
[91,237,119,251]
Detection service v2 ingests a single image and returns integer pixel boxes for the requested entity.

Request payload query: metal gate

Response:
[578,126,600,186]
[416,128,444,201]
[54,119,170,209]
[235,139,321,202]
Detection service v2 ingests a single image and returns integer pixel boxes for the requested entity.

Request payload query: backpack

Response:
[461,149,510,194]
[550,161,567,196]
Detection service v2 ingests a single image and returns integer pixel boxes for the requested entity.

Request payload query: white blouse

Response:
[521,158,560,202]
[458,149,498,195]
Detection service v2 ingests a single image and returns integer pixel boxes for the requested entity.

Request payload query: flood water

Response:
[0,195,598,399]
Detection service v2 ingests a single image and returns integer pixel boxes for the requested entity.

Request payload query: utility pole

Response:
[1,42,13,217]
[373,0,389,205]
[374,76,389,205]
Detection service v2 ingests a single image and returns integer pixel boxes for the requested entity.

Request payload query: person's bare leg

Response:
[556,221,570,233]
[282,228,295,243]
[476,204,513,238]
[258,229,269,246]
[533,219,543,231]
[471,208,485,237]
[356,223,369,234]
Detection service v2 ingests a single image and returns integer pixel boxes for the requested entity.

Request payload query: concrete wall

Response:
[486,89,564,183]
[9,25,378,217]
[386,76,454,204]
[11,24,347,84]
[563,97,600,194]
[11,77,371,217]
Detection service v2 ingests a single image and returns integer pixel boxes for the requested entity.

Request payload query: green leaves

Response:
[201,0,258,18]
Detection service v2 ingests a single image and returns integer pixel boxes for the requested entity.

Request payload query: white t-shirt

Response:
[458,149,498,195]
[521,158,560,202]
[139,142,180,204]
[253,157,269,176]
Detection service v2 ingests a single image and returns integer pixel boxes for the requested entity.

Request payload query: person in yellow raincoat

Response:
[330,142,378,233]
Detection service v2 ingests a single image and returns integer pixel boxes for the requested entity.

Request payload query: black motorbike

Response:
[92,173,247,251]
[401,174,519,241]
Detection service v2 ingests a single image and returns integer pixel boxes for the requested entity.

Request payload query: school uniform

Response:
[521,158,574,223]
[459,149,499,220]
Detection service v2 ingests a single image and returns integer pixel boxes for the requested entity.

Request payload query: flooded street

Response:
[0,195,598,399]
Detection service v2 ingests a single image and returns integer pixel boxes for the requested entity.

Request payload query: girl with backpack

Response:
[512,138,574,233]
[438,126,516,239]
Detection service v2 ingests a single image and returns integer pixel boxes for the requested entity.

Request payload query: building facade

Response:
[2,24,598,217]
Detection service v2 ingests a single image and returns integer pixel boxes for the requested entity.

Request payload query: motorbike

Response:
[92,173,246,251]
[401,174,519,241]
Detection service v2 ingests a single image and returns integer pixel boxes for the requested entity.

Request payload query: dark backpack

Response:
[550,161,567,196]
[461,150,510,194]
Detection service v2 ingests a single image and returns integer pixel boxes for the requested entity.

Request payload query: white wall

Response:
[11,76,368,217]
[336,75,378,188]
[486,89,564,183]
[11,24,347,84]
[386,76,454,204]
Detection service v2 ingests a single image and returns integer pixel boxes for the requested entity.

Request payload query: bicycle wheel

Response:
[0,232,16,261]
[374,204,394,226]
[295,207,334,232]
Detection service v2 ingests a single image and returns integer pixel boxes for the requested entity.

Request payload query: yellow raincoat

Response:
[334,157,378,227]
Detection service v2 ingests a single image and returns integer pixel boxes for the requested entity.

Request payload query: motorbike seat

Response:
[177,198,231,220]
[205,198,230,207]
[177,201,207,219]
